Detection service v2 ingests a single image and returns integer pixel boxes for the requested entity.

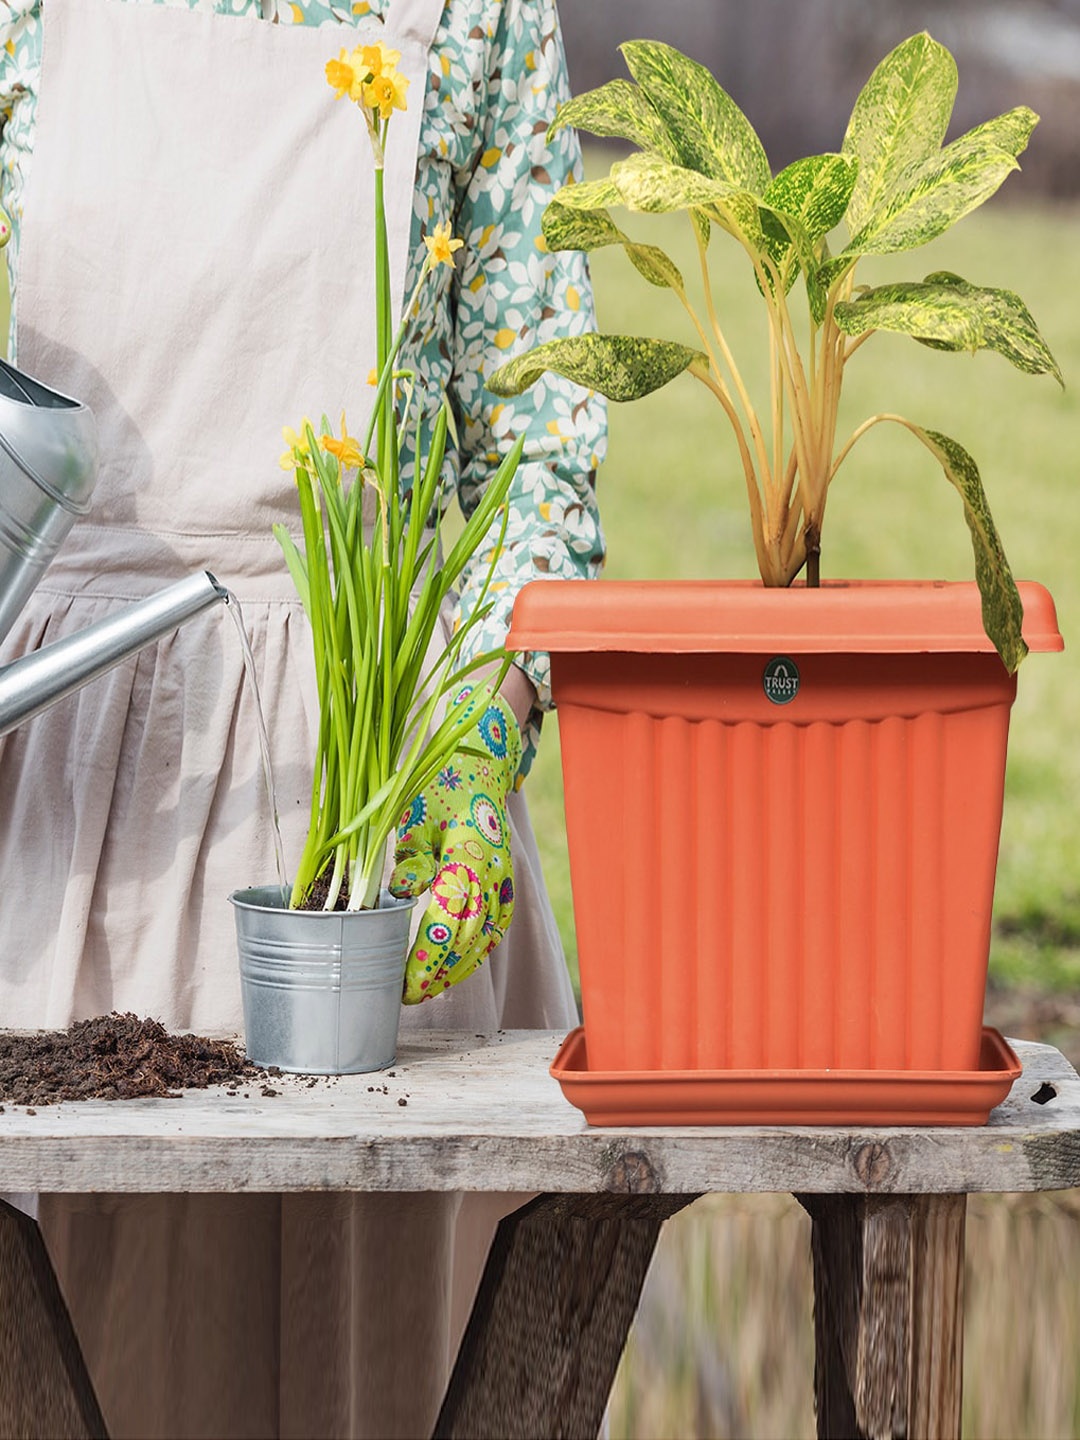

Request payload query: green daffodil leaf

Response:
[620,39,771,195]
[487,335,706,403]
[834,272,1063,384]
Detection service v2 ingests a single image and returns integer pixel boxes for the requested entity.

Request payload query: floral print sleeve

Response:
[435,0,606,740]
[0,0,607,775]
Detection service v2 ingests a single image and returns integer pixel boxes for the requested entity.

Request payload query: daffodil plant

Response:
[490,33,1062,672]
[277,43,521,912]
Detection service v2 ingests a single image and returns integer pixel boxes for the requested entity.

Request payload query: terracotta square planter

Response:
[509,580,1062,1082]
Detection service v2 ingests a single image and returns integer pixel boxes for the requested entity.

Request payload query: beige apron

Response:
[0,0,577,1432]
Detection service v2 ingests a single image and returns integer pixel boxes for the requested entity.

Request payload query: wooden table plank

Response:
[0,1032,1076,1195]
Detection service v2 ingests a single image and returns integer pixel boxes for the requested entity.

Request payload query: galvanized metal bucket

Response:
[229,886,418,1074]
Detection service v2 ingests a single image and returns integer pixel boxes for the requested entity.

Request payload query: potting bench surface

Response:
[1,1029,1078,1440]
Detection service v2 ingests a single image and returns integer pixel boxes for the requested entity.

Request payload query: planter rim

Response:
[507,578,1063,656]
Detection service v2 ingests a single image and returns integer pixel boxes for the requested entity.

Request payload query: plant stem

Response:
[696,233,773,524]
[804,521,821,587]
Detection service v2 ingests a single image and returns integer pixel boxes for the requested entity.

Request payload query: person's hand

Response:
[390,687,520,1004]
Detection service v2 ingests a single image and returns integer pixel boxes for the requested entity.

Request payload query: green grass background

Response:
[527,165,1080,1004]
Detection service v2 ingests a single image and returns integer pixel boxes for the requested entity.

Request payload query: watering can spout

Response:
[0,570,230,737]
[0,357,230,737]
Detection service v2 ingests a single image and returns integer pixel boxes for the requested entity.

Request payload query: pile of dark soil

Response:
[0,1013,259,1107]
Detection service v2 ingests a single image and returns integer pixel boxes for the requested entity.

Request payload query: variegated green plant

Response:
[489,33,1062,671]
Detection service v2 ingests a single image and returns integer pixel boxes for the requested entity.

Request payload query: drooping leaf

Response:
[546,78,676,158]
[542,197,685,291]
[542,200,623,253]
[886,419,1027,671]
[823,116,1033,283]
[620,39,771,195]
[834,272,1063,384]
[842,32,957,234]
[487,334,706,403]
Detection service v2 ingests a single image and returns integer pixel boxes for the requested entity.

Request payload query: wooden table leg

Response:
[0,1199,107,1439]
[434,1192,699,1440]
[798,1193,966,1440]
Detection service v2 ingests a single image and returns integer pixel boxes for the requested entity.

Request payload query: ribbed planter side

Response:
[555,650,1014,1074]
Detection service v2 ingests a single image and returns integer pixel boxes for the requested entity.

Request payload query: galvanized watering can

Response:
[0,357,227,736]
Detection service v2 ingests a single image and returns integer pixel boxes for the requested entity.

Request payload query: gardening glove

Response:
[390,687,521,1004]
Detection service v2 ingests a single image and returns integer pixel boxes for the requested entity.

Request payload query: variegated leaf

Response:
[609,153,762,266]
[961,106,1039,160]
[761,155,858,321]
[824,122,1029,283]
[920,272,1062,383]
[549,176,623,213]
[835,272,1063,384]
[888,420,1027,671]
[542,200,622,253]
[620,39,771,195]
[764,154,860,246]
[843,33,957,234]
[546,79,676,158]
[542,198,685,291]
[611,151,739,214]
[624,242,685,290]
[487,334,705,403]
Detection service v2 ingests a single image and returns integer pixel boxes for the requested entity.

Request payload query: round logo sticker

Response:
[763,656,800,705]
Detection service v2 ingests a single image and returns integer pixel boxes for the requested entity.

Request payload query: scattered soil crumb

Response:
[25,1107,36,1116]
[0,1013,258,1107]
[260,1086,280,1098]
[397,1098,407,1107]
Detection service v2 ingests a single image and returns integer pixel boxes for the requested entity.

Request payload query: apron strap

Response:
[260,0,444,55]
[391,0,445,57]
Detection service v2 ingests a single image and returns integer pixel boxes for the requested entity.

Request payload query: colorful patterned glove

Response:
[390,688,521,1004]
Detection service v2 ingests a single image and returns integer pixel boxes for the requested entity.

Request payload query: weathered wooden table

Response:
[1,1029,1078,1440]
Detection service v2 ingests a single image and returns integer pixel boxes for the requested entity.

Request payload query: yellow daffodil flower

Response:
[325,50,361,102]
[319,414,365,470]
[364,66,409,120]
[367,368,379,386]
[280,419,315,470]
[356,41,401,81]
[424,220,464,270]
